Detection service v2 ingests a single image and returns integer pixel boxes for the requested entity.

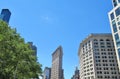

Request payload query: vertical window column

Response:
[110,13,115,20]
[112,23,117,33]
[117,48,120,59]
[115,33,120,47]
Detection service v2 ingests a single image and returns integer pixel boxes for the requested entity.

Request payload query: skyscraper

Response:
[108,0,120,72]
[28,42,37,56]
[0,9,11,24]
[71,67,80,79]
[51,46,64,79]
[78,33,120,79]
[43,67,51,79]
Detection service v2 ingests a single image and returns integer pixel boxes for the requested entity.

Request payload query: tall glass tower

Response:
[108,0,120,72]
[0,9,11,24]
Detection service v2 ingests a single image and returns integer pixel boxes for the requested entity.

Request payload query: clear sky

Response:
[0,0,113,79]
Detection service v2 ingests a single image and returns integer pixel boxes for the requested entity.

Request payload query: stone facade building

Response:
[51,46,64,79]
[78,33,120,79]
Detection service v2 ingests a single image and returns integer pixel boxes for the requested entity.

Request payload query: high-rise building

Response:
[28,42,37,56]
[108,0,120,72]
[71,67,80,79]
[43,67,51,79]
[0,9,11,24]
[78,33,120,79]
[51,46,64,79]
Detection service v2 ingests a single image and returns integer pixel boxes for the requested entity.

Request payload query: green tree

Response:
[0,20,42,79]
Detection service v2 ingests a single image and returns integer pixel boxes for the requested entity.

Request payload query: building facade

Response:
[108,0,120,72]
[71,67,80,79]
[51,46,64,79]
[0,9,11,24]
[28,42,37,56]
[78,34,120,79]
[43,67,51,79]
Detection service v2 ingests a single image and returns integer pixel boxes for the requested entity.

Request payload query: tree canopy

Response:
[0,20,42,79]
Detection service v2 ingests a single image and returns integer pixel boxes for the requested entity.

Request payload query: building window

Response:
[94,39,98,41]
[115,33,119,41]
[112,23,117,33]
[112,20,116,25]
[113,0,118,7]
[94,46,99,48]
[119,26,120,30]
[115,7,120,16]
[117,48,120,59]
[106,39,110,41]
[101,49,105,51]
[115,33,120,47]
[101,46,105,48]
[118,0,120,3]
[100,39,104,41]
[110,12,114,20]
[107,42,111,45]
[118,21,120,25]
[100,42,104,45]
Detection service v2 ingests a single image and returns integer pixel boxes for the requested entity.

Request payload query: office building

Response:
[71,67,80,79]
[0,9,11,24]
[108,0,120,72]
[51,46,64,79]
[43,67,51,79]
[28,42,37,56]
[78,33,120,79]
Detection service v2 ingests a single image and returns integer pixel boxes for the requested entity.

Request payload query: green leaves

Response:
[0,34,3,41]
[0,21,42,79]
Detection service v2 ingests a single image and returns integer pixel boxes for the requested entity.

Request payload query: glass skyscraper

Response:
[0,9,11,24]
[108,0,120,72]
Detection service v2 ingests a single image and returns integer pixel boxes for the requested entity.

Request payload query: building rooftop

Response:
[78,33,112,55]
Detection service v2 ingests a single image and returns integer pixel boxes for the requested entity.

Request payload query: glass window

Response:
[118,48,120,59]
[113,0,118,7]
[115,7,120,16]
[94,39,98,41]
[117,41,120,47]
[110,13,114,20]
[118,21,120,25]
[115,33,119,41]
[115,33,120,47]
[117,17,119,21]
[112,20,116,25]
[100,42,104,45]
[112,23,117,33]
[106,39,110,41]
[100,39,104,41]
[118,0,120,3]
[119,26,120,30]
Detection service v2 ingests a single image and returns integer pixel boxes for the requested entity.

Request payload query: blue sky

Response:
[0,0,113,79]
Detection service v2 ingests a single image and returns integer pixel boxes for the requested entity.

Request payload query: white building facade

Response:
[78,34,120,79]
[108,0,120,72]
